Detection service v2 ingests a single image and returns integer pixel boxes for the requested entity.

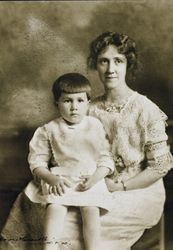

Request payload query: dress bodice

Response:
[28,116,114,176]
[89,92,172,181]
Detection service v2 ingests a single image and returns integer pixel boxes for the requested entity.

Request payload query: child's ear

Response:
[55,101,58,106]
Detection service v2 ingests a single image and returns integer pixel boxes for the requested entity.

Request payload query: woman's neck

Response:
[104,84,134,104]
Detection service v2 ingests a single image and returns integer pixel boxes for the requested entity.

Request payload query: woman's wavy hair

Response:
[87,31,137,73]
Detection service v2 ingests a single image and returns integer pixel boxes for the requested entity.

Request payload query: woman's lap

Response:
[106,180,165,227]
[1,180,165,250]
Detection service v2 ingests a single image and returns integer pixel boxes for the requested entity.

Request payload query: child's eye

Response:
[64,99,71,103]
[78,99,84,102]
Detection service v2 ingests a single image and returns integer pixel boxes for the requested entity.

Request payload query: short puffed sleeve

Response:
[143,98,173,174]
[28,126,51,173]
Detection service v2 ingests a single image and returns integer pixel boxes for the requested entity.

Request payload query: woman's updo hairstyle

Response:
[87,31,137,73]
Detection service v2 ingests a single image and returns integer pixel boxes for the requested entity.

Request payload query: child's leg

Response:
[80,206,100,250]
[43,204,67,250]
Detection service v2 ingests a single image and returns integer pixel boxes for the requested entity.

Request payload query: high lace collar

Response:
[103,91,137,113]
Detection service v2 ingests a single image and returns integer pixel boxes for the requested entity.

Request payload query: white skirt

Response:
[24,167,113,211]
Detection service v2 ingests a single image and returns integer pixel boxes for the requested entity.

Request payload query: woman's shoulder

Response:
[134,92,168,122]
[134,92,164,112]
[134,92,157,106]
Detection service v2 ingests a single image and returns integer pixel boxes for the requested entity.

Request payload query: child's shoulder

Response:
[42,117,62,131]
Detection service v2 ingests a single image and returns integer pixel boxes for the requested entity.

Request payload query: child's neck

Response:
[62,118,83,126]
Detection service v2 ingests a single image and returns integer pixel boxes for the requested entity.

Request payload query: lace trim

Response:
[104,102,127,113]
[145,141,166,152]
[147,152,173,174]
[102,92,137,113]
[146,121,167,140]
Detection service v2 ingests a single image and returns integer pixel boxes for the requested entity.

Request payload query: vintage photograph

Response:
[0,0,173,249]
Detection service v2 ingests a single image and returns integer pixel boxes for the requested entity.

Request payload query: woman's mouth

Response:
[106,76,117,79]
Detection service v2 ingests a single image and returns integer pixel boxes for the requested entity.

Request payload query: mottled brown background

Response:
[0,0,173,248]
[0,0,173,184]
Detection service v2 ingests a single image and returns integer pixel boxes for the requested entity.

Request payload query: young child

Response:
[24,73,115,250]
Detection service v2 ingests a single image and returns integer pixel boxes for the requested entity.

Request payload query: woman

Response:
[1,32,172,250]
[87,31,173,249]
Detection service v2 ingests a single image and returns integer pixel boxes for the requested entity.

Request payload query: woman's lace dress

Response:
[1,92,172,250]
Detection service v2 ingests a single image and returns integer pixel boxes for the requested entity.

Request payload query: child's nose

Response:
[71,102,78,110]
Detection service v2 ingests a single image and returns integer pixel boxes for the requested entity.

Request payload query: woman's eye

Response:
[114,57,126,64]
[99,59,108,65]
[114,58,121,64]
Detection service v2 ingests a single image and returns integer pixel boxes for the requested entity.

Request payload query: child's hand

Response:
[77,175,95,191]
[105,177,123,192]
[48,176,72,196]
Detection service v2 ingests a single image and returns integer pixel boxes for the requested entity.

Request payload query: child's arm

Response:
[79,119,116,191]
[34,167,72,195]
[78,166,110,191]
[29,126,72,196]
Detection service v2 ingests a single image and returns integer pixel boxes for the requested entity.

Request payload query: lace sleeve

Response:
[28,126,51,173]
[145,121,173,174]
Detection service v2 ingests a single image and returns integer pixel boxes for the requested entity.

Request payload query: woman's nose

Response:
[107,61,116,73]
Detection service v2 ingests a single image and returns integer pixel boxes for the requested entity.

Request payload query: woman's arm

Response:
[106,120,173,192]
[105,167,167,192]
[123,167,168,190]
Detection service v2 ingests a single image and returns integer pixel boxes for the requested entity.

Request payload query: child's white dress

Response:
[24,116,115,211]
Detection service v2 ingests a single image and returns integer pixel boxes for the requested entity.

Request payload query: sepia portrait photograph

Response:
[0,0,173,249]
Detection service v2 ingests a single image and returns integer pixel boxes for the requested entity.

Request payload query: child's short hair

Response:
[52,73,91,101]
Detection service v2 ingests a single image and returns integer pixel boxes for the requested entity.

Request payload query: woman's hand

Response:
[47,175,72,196]
[105,177,124,192]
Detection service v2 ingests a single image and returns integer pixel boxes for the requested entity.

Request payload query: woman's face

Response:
[96,45,127,89]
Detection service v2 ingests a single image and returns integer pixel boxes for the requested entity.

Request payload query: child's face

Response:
[57,92,89,124]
